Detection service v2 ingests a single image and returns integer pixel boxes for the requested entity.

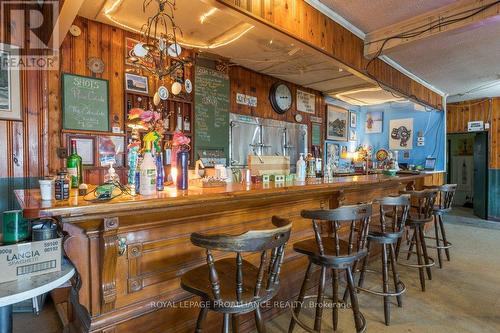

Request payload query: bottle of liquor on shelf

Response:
[176,105,182,131]
[183,115,190,132]
[67,139,83,188]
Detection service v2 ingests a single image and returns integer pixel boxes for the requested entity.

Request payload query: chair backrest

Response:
[301,203,372,257]
[375,195,411,235]
[401,189,438,221]
[190,216,292,301]
[436,184,457,210]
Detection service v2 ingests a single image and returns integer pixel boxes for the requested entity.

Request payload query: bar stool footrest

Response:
[397,253,435,268]
[290,295,366,333]
[357,281,406,297]
[423,236,452,249]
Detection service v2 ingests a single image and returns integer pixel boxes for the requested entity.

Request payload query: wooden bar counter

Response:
[15,173,433,333]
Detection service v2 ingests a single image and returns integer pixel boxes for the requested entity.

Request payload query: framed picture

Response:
[99,136,125,167]
[68,135,95,166]
[325,141,340,166]
[0,44,21,121]
[389,118,413,150]
[365,111,383,134]
[326,104,348,141]
[350,112,357,128]
[349,129,357,141]
[125,73,149,94]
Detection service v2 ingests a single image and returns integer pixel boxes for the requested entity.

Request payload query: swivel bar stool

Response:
[289,203,372,333]
[181,216,292,333]
[357,195,410,326]
[425,184,456,268]
[397,189,438,292]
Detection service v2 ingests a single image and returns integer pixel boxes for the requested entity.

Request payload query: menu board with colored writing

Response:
[62,73,109,132]
[194,65,230,161]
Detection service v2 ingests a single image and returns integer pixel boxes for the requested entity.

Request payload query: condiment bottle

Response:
[55,171,70,200]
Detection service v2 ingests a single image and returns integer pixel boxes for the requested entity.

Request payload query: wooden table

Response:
[15,174,437,333]
[0,260,75,333]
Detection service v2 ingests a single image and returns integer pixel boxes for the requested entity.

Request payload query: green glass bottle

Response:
[67,139,83,188]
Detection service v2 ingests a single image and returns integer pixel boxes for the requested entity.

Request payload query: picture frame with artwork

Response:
[349,129,357,141]
[389,118,413,149]
[326,104,348,141]
[125,73,149,95]
[0,44,22,121]
[365,111,383,134]
[325,141,340,167]
[67,135,95,166]
[99,136,125,167]
[350,112,357,128]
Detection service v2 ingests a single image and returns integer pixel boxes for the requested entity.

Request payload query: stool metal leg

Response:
[346,266,365,332]
[438,215,451,261]
[288,261,313,333]
[357,239,371,290]
[389,244,403,307]
[222,313,230,333]
[314,266,327,332]
[434,215,443,268]
[419,225,432,280]
[332,269,339,331]
[381,244,390,326]
[254,306,267,333]
[195,305,208,333]
[414,227,426,291]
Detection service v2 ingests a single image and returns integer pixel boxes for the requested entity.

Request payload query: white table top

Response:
[0,260,75,307]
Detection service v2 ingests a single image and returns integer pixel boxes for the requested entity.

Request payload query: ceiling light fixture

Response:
[127,0,191,80]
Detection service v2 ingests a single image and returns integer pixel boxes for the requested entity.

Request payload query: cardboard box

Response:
[0,238,62,283]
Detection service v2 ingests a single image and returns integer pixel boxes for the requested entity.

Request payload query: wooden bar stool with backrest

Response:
[396,189,438,292]
[424,184,456,268]
[288,203,372,333]
[180,216,292,333]
[356,195,410,326]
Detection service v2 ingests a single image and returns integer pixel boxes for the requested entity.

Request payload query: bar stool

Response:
[397,189,438,292]
[289,203,372,333]
[180,216,292,333]
[426,184,456,268]
[357,195,410,326]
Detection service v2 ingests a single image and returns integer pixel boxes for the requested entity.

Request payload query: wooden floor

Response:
[13,213,500,333]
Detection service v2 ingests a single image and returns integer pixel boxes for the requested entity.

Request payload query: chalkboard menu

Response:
[194,65,230,161]
[62,73,109,132]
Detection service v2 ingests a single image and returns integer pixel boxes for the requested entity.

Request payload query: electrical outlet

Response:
[57,147,68,159]
[417,137,425,143]
[417,141,425,147]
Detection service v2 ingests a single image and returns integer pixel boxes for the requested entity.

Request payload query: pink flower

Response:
[140,110,155,123]
[173,131,191,146]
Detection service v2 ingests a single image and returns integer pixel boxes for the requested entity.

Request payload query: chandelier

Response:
[128,0,189,81]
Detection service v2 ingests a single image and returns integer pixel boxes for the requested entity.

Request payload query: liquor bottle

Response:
[176,105,182,131]
[183,115,190,132]
[67,139,83,188]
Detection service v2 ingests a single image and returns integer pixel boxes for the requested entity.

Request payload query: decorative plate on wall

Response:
[269,82,292,114]
[87,57,105,74]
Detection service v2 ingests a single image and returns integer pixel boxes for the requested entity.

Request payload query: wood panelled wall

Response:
[230,66,324,147]
[447,98,500,169]
[219,0,443,111]
[0,3,50,179]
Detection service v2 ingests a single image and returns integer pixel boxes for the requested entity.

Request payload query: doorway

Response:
[447,132,489,219]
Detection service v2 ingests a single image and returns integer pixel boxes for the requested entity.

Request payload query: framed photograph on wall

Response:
[365,111,383,134]
[99,136,125,167]
[68,135,95,166]
[389,118,413,150]
[350,112,357,128]
[349,129,357,141]
[326,104,348,141]
[0,44,21,121]
[125,73,149,94]
[325,141,340,166]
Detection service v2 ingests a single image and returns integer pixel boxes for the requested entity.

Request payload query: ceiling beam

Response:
[364,0,500,58]
[48,0,86,49]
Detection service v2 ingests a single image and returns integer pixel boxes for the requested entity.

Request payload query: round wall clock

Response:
[269,82,292,114]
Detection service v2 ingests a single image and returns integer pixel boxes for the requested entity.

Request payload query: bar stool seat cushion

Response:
[293,237,367,266]
[180,258,275,312]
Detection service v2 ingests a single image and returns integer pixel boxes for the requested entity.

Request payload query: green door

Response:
[473,132,488,219]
